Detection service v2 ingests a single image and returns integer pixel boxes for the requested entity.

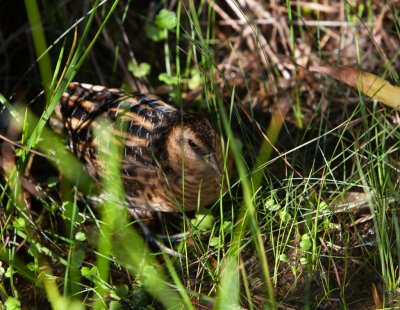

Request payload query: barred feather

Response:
[54,82,226,212]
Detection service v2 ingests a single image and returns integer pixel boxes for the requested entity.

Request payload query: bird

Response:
[53,82,228,212]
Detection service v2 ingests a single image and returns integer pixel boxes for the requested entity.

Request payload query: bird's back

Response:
[55,82,178,176]
[53,82,226,212]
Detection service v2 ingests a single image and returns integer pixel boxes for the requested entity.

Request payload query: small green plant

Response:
[1,1,399,309]
[145,9,177,42]
[128,62,151,78]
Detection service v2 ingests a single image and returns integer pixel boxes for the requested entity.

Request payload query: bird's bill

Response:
[202,153,222,176]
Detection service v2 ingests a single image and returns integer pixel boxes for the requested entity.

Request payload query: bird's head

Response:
[166,115,223,178]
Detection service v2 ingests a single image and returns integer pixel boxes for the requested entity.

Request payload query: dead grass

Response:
[1,0,400,309]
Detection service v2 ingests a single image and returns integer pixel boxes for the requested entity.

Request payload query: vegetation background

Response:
[0,0,400,309]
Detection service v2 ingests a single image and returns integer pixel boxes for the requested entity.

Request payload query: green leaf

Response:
[278,209,291,222]
[299,234,312,251]
[128,62,151,78]
[109,301,123,310]
[145,23,166,42]
[279,254,289,263]
[209,236,221,248]
[318,201,329,211]
[5,267,14,278]
[27,262,38,272]
[299,239,311,251]
[81,266,98,279]
[222,221,232,233]
[158,73,179,85]
[264,198,281,211]
[300,257,308,265]
[75,232,87,242]
[191,209,215,232]
[155,9,177,30]
[115,284,129,297]
[62,202,85,224]
[13,218,26,231]
[5,297,21,310]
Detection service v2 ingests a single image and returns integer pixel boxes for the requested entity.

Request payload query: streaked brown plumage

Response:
[54,82,227,212]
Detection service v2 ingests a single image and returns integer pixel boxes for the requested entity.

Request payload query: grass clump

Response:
[1,1,400,308]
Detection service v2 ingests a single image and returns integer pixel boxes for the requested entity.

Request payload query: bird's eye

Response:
[188,139,197,148]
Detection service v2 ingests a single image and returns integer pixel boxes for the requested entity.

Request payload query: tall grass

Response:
[1,0,399,309]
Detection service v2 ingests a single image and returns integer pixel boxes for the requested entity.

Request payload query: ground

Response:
[0,1,400,309]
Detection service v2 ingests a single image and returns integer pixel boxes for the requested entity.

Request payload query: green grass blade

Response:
[24,0,53,101]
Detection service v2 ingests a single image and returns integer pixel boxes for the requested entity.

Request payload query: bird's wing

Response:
[56,82,178,177]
